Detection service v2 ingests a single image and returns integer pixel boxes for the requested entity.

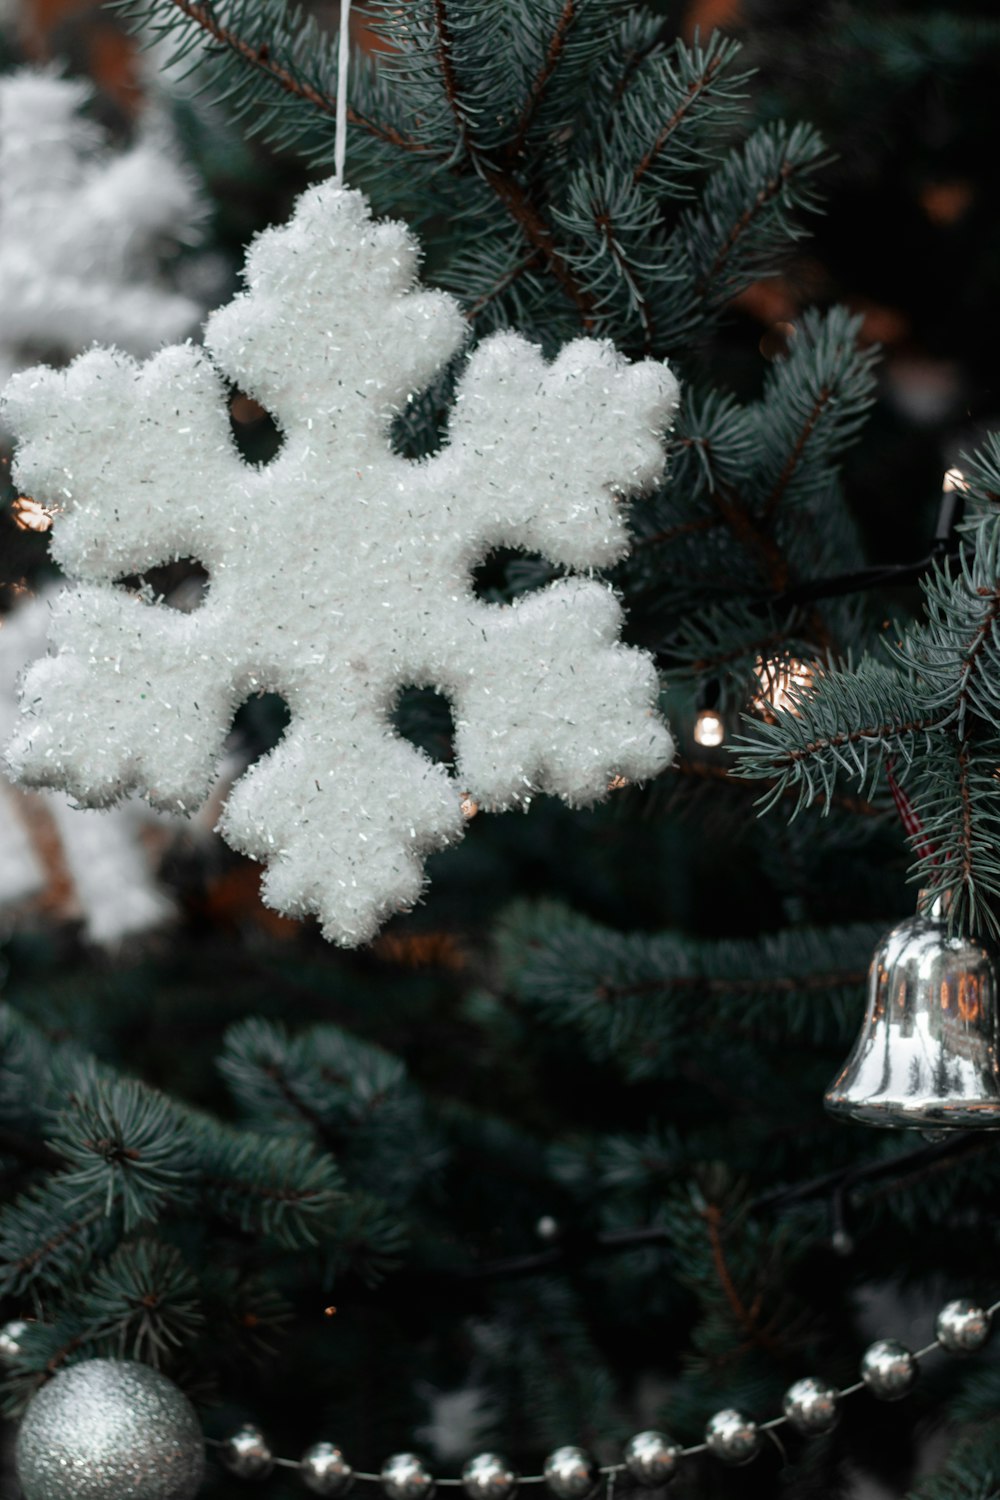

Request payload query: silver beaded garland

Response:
[860,1340,918,1401]
[622,1430,681,1486]
[461,1452,519,1500]
[222,1423,275,1479]
[15,1358,204,1500]
[936,1299,992,1354]
[302,1442,355,1496]
[704,1409,762,1466]
[543,1446,599,1499]
[782,1378,840,1436]
[382,1452,436,1500]
[0,1318,30,1366]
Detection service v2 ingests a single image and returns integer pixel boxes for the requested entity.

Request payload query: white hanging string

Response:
[334,0,352,187]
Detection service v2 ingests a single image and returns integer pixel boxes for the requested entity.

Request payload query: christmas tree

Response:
[2,2,1000,1497]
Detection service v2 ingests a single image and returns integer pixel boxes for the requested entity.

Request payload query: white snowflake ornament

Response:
[0,69,203,389]
[3,183,678,946]
[0,592,176,947]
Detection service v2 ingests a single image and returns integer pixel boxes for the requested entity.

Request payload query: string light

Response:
[11,496,55,532]
[693,710,725,747]
[752,656,815,719]
[943,466,968,494]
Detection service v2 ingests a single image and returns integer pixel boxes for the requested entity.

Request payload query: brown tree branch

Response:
[164,0,427,151]
[633,50,726,183]
[466,251,543,322]
[783,714,942,766]
[432,0,594,325]
[763,385,832,519]
[510,0,577,158]
[594,967,865,1003]
[595,210,654,352]
[700,1203,785,1357]
[674,754,882,819]
[698,160,794,300]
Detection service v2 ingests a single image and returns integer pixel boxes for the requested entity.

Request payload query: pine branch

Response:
[479,167,596,323]
[762,382,832,519]
[632,38,732,183]
[509,0,578,158]
[733,657,943,813]
[156,0,426,152]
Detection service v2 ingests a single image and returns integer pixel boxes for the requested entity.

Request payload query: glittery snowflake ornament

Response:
[3,183,678,945]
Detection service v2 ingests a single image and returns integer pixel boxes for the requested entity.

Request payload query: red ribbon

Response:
[886,757,937,863]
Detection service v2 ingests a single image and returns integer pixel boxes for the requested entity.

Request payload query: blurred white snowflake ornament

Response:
[0,69,203,388]
[3,183,678,946]
[0,592,176,947]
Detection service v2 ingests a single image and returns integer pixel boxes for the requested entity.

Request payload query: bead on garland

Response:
[703,1409,762,1466]
[541,1447,599,1499]
[782,1377,840,1435]
[382,1452,436,1500]
[622,1430,680,1486]
[222,1423,275,1479]
[461,1453,519,1500]
[302,1443,355,1496]
[936,1299,992,1353]
[859,1339,919,1401]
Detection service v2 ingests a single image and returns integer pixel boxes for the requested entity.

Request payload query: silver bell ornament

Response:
[622,1430,681,1486]
[382,1452,436,1500]
[782,1377,839,1435]
[825,892,1000,1129]
[15,1358,204,1500]
[704,1409,762,1466]
[860,1340,918,1400]
[936,1299,992,1353]
[302,1442,355,1496]
[461,1452,519,1500]
[222,1423,274,1479]
[543,1446,599,1499]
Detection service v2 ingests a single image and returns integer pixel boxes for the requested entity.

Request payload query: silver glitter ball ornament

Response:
[704,1409,762,1466]
[936,1299,992,1353]
[461,1452,519,1500]
[382,1452,436,1500]
[623,1430,681,1486]
[782,1378,840,1436]
[222,1423,274,1479]
[302,1442,355,1495]
[15,1358,204,1500]
[860,1339,918,1400]
[0,1318,30,1366]
[543,1446,599,1499]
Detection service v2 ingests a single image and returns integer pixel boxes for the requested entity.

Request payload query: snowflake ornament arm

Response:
[3,183,679,947]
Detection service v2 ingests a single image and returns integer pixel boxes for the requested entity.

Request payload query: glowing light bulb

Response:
[11,496,54,533]
[752,656,815,717]
[694,708,725,747]
[943,467,968,493]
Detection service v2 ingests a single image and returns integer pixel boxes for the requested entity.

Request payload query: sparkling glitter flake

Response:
[3,183,678,945]
[15,1359,204,1500]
